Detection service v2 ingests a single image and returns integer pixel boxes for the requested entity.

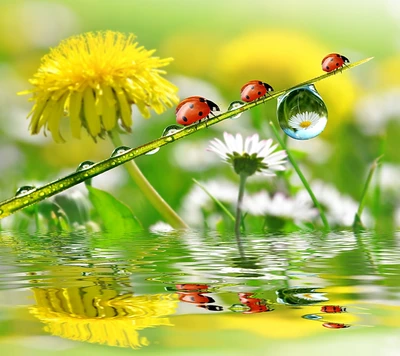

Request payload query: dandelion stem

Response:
[0,57,373,219]
[235,173,248,237]
[269,121,330,231]
[192,179,236,222]
[109,130,188,230]
[353,155,383,230]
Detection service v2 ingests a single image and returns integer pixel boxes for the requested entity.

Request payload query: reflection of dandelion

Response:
[288,112,321,131]
[30,287,178,349]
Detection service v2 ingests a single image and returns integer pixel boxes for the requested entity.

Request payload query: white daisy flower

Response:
[288,111,323,131]
[208,132,287,177]
[242,191,318,224]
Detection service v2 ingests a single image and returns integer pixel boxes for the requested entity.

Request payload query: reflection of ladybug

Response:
[176,96,220,125]
[238,292,273,314]
[198,304,224,311]
[240,80,273,102]
[322,322,350,329]
[178,293,215,304]
[321,53,350,73]
[321,305,346,313]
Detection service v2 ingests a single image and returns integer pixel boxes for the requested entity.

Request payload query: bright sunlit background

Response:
[0,0,399,228]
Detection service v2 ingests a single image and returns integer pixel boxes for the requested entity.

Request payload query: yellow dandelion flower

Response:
[22,31,179,142]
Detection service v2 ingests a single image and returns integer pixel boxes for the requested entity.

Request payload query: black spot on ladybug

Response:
[199,97,205,102]
[189,103,194,109]
[189,296,196,301]
[182,116,188,122]
[246,95,250,100]
[336,63,339,66]
[326,66,330,70]
[258,91,262,95]
[258,81,262,84]
[198,111,203,116]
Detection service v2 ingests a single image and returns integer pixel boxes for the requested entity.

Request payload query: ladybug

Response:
[240,80,273,102]
[321,305,346,313]
[322,322,350,329]
[321,53,350,73]
[176,96,219,126]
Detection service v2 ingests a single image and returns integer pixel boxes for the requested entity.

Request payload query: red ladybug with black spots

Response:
[176,96,220,125]
[240,80,273,102]
[321,53,350,73]
[238,292,273,314]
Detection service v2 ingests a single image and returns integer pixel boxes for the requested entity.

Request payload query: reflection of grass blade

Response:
[192,179,236,223]
[0,57,374,219]
[269,121,330,231]
[353,155,383,231]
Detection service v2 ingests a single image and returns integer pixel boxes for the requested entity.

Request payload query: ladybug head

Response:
[341,55,350,63]
[262,82,274,92]
[205,99,220,112]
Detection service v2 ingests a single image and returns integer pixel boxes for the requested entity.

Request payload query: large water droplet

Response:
[277,84,328,140]
[227,100,245,119]
[76,160,95,171]
[145,125,184,156]
[111,146,132,157]
[162,124,183,136]
[15,185,36,196]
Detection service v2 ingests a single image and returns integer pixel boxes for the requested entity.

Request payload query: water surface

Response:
[0,230,399,355]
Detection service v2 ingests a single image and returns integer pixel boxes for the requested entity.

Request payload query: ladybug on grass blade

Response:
[321,53,350,73]
[240,80,273,102]
[176,96,220,126]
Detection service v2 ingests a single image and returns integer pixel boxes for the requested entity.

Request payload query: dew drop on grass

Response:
[277,84,328,140]
[110,146,132,157]
[15,185,36,196]
[145,125,184,155]
[76,160,95,171]
[227,100,246,119]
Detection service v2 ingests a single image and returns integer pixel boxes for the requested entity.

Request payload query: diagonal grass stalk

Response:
[192,179,236,222]
[0,57,373,220]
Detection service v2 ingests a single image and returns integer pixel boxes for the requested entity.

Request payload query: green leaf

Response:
[86,186,143,233]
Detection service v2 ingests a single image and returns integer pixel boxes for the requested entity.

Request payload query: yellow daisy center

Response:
[299,120,312,128]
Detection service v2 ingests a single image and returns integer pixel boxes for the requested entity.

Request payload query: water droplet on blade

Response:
[111,146,132,157]
[15,185,36,196]
[277,84,328,140]
[227,101,245,119]
[162,124,183,136]
[76,161,95,171]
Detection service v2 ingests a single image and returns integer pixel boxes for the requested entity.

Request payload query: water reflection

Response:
[0,231,400,352]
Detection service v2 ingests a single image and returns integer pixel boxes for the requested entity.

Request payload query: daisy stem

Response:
[192,179,236,222]
[235,173,248,237]
[109,130,188,230]
[269,121,330,231]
